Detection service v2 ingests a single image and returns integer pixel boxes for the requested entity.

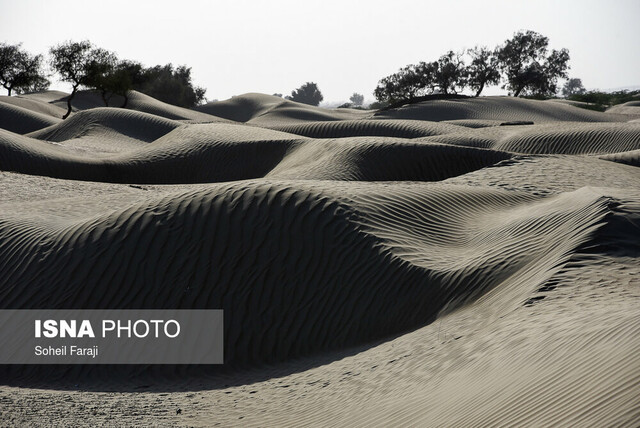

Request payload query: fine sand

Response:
[0,91,639,427]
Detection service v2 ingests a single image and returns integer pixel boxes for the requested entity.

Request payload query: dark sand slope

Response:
[602,148,640,167]
[2,121,511,183]
[0,95,67,119]
[0,101,61,134]
[260,118,465,138]
[0,93,639,427]
[0,181,612,365]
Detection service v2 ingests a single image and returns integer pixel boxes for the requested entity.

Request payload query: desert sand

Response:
[0,91,639,426]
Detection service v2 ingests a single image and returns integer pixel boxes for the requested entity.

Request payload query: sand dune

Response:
[19,89,231,123]
[0,95,67,119]
[375,95,632,122]
[606,100,640,117]
[601,148,640,167]
[260,118,465,138]
[0,100,61,134]
[195,93,290,122]
[0,180,613,363]
[0,92,639,427]
[1,123,512,183]
[197,93,368,125]
[425,122,640,154]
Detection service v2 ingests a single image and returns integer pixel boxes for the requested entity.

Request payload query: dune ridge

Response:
[375,96,632,122]
[0,101,61,134]
[0,181,614,365]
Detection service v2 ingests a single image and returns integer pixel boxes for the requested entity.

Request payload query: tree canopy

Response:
[50,40,108,118]
[287,82,324,106]
[48,40,207,117]
[562,78,586,98]
[466,46,500,97]
[131,64,206,108]
[0,42,49,96]
[496,30,569,97]
[349,92,364,106]
[434,51,467,95]
[374,30,571,104]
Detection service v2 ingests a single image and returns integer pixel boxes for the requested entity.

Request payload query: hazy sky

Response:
[1,0,639,104]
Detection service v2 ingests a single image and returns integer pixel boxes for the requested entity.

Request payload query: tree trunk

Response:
[514,86,523,97]
[7,88,11,96]
[63,87,77,119]
[120,91,128,108]
[475,83,485,97]
[101,89,109,107]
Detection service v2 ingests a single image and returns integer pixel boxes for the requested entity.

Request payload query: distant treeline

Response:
[567,90,640,112]
[1,40,206,118]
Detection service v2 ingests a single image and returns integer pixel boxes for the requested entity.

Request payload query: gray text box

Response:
[0,310,223,364]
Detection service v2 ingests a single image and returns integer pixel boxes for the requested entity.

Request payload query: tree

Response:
[434,51,467,95]
[561,78,586,98]
[50,40,103,118]
[131,64,206,107]
[374,55,472,103]
[349,92,364,106]
[286,82,323,106]
[97,60,144,108]
[466,46,500,97]
[496,30,570,97]
[83,48,119,106]
[374,62,437,104]
[0,43,49,96]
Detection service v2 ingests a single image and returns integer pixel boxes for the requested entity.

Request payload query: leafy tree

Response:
[50,40,207,112]
[83,48,119,106]
[50,40,106,118]
[97,60,143,108]
[466,46,500,97]
[434,51,467,94]
[286,82,324,106]
[561,78,586,98]
[374,62,437,104]
[349,92,364,106]
[374,55,470,103]
[0,42,49,96]
[132,64,206,107]
[496,30,570,97]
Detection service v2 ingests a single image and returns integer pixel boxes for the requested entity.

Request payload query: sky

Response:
[1,0,639,105]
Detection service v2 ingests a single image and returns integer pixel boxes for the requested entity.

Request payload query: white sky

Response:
[1,0,639,104]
